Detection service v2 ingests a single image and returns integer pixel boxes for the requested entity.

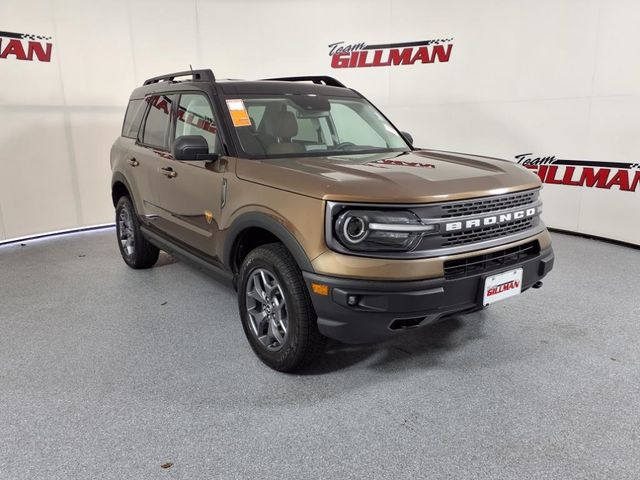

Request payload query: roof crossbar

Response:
[143,69,216,86]
[261,76,347,88]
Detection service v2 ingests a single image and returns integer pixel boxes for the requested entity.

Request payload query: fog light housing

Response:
[347,295,359,306]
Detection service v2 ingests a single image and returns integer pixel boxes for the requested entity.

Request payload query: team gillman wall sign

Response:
[328,38,453,69]
[516,153,640,193]
[0,30,53,62]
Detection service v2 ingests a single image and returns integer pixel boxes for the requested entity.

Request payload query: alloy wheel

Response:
[118,205,135,256]
[245,268,289,351]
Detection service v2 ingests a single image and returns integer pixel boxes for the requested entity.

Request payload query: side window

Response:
[330,103,386,147]
[175,94,220,153]
[122,99,146,138]
[141,94,175,149]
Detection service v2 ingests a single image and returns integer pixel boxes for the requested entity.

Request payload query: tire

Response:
[115,196,159,269]
[237,243,327,372]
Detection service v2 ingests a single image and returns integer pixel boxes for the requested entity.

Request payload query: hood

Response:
[235,150,541,203]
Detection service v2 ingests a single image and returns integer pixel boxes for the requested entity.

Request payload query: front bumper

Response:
[303,246,554,344]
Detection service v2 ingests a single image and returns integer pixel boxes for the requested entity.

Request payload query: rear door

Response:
[117,97,157,219]
[127,93,177,225]
[151,92,228,260]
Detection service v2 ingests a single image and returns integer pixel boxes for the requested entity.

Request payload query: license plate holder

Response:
[482,268,523,306]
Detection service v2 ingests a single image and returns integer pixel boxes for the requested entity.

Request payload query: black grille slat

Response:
[443,240,540,279]
[440,191,536,218]
[440,218,535,247]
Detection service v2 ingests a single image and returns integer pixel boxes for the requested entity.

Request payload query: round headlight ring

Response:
[342,215,368,244]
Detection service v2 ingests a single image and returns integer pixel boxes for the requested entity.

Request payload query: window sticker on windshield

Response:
[226,99,252,127]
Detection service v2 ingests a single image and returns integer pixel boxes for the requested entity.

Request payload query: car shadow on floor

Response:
[299,313,487,375]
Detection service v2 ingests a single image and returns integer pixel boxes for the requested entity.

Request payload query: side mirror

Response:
[400,131,414,146]
[173,135,219,161]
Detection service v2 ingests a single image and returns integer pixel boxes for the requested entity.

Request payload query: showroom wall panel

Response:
[0,110,78,237]
[128,0,200,86]
[0,0,639,244]
[68,109,125,226]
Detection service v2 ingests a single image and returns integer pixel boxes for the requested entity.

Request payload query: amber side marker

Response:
[311,282,330,296]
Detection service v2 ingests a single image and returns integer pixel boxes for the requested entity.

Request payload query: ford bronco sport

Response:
[111,69,554,372]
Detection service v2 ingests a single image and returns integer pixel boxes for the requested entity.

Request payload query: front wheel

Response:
[115,196,159,269]
[237,243,326,372]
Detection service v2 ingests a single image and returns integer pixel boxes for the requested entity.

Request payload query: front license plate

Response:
[483,268,523,306]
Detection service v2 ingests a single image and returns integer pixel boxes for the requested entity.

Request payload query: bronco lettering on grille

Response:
[444,207,539,232]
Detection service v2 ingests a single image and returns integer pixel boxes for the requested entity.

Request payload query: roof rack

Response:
[261,76,346,88]
[143,69,216,86]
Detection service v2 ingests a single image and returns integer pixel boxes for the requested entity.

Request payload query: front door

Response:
[151,92,227,260]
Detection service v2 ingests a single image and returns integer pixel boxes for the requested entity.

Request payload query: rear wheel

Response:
[115,196,159,269]
[238,243,326,372]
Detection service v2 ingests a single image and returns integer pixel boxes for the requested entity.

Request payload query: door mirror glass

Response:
[173,135,219,161]
[400,131,414,145]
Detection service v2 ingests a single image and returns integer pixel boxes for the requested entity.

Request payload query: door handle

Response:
[128,158,139,167]
[160,167,177,178]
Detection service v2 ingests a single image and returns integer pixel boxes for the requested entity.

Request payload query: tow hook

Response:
[532,281,543,289]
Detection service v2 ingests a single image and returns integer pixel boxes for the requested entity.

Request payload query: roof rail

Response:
[143,69,216,86]
[261,76,347,88]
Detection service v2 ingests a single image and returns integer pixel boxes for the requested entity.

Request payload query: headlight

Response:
[334,209,436,252]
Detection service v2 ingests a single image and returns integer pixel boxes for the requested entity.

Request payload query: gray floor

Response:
[0,229,639,480]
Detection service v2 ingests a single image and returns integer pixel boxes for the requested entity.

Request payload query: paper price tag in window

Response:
[226,99,252,127]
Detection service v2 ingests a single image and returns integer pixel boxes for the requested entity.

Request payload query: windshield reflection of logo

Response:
[327,38,453,69]
[516,153,640,192]
[367,159,435,169]
[0,30,52,62]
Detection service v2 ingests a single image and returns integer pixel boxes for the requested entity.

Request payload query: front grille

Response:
[411,188,542,252]
[440,190,537,218]
[443,240,540,279]
[441,218,535,247]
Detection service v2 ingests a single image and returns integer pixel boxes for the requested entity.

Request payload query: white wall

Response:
[1,0,639,244]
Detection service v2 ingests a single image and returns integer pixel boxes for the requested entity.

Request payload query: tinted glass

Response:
[175,94,220,153]
[122,99,146,138]
[141,94,175,148]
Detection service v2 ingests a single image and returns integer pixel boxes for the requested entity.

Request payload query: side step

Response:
[140,226,234,289]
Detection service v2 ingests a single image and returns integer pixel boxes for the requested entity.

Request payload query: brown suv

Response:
[111,69,554,371]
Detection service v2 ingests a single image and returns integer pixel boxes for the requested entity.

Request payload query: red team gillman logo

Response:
[328,38,454,69]
[516,153,640,192]
[0,30,52,62]
[487,280,521,297]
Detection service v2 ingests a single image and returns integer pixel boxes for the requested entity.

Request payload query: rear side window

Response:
[141,94,176,149]
[121,99,146,138]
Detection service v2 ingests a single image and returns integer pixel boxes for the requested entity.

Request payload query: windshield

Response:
[225,95,410,158]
